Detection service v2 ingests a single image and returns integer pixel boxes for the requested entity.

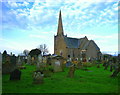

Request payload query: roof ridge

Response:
[64,36,85,40]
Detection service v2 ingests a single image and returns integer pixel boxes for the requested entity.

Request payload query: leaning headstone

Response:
[67,64,75,78]
[110,62,114,72]
[33,70,44,84]
[110,63,120,77]
[10,69,21,80]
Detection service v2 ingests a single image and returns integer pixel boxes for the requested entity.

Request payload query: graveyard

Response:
[1,49,120,94]
[2,63,119,93]
[1,1,119,94]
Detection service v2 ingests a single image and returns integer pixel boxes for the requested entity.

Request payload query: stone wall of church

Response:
[79,37,89,51]
[67,48,80,59]
[54,35,67,58]
[86,41,99,59]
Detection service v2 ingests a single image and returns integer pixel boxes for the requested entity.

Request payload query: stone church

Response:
[54,10,101,60]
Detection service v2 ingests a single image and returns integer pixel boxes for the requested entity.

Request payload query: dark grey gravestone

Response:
[10,69,21,80]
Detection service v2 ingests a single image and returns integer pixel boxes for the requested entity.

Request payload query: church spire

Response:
[57,10,64,36]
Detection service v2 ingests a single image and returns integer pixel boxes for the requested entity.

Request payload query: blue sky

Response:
[0,0,119,55]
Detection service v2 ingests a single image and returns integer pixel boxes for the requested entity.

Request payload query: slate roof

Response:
[64,37,83,48]
[91,40,100,50]
[64,36,100,51]
[82,40,100,50]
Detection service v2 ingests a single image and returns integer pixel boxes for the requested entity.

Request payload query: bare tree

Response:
[38,44,49,55]
[23,49,29,56]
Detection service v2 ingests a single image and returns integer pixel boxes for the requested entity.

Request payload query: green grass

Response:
[2,64,119,93]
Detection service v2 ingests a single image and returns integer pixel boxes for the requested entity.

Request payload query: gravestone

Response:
[37,54,45,71]
[66,57,72,67]
[10,69,21,80]
[33,70,44,84]
[31,57,35,65]
[67,64,75,78]
[110,63,120,77]
[27,55,31,64]
[43,57,47,64]
[104,62,109,70]
[38,54,42,63]
[77,61,82,69]
[2,56,16,74]
[53,59,62,72]
[10,55,16,65]
[110,62,113,72]
[103,62,106,67]
[17,56,22,66]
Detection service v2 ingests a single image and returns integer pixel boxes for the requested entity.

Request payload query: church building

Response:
[54,10,101,60]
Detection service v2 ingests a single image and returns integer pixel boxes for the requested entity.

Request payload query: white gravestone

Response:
[37,54,43,70]
[54,60,62,72]
[27,55,31,64]
[17,57,22,66]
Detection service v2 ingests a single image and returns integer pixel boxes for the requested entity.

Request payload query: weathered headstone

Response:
[109,62,113,72]
[10,55,16,65]
[104,62,109,70]
[67,64,75,78]
[10,69,21,80]
[37,54,45,71]
[33,70,44,84]
[17,56,22,66]
[31,57,35,65]
[53,59,62,72]
[110,63,120,77]
[66,57,72,67]
[2,56,15,74]
[27,55,31,64]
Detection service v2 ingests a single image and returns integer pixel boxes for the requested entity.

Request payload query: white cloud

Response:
[2,1,118,55]
[29,34,46,38]
[7,1,30,7]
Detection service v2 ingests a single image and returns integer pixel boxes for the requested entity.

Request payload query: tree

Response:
[38,44,49,55]
[23,49,29,56]
[29,49,41,57]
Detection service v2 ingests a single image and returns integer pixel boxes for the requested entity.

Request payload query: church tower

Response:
[54,10,67,57]
[54,10,101,59]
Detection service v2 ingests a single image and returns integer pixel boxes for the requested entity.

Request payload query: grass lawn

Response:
[2,64,120,93]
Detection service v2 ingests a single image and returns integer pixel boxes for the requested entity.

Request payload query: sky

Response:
[0,0,119,56]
